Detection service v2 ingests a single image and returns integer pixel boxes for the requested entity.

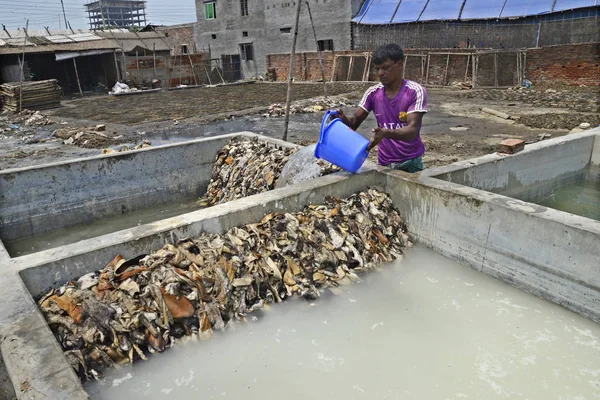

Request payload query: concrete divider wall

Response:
[432,134,595,202]
[386,173,600,322]
[0,167,381,400]
[0,136,228,241]
[19,169,383,299]
[0,133,300,244]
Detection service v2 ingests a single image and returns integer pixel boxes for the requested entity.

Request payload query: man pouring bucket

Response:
[337,44,427,173]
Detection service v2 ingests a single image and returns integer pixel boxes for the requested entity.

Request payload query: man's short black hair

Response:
[373,43,404,65]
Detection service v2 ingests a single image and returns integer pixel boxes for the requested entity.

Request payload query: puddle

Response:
[4,198,205,257]
[86,246,600,399]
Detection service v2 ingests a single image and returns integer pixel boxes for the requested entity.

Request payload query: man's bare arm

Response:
[336,108,369,131]
[367,112,424,151]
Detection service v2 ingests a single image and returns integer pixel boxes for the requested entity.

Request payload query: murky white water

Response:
[5,198,204,257]
[86,246,600,400]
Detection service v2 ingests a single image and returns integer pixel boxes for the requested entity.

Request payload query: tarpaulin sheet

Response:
[553,0,597,11]
[352,0,373,22]
[391,0,429,23]
[500,0,554,17]
[460,0,505,19]
[419,0,464,20]
[355,0,402,24]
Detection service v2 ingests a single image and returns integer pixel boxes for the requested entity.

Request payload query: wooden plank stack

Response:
[0,79,63,112]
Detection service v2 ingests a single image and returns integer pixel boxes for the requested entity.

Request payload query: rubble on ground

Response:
[516,113,600,130]
[56,125,123,149]
[205,137,339,205]
[101,141,152,154]
[263,95,355,117]
[462,87,599,113]
[38,189,410,381]
[0,109,53,134]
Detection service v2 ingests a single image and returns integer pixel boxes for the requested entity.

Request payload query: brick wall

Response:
[526,43,600,87]
[156,24,199,55]
[267,43,600,87]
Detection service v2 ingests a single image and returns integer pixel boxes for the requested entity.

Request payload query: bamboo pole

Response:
[136,50,140,83]
[283,0,303,142]
[465,54,470,82]
[113,51,121,82]
[202,63,212,85]
[73,58,84,96]
[19,19,29,113]
[153,43,157,81]
[305,1,327,96]
[425,54,430,85]
[188,53,199,85]
[443,54,450,86]
[494,52,498,88]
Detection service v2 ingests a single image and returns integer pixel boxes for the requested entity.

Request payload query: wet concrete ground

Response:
[0,83,580,171]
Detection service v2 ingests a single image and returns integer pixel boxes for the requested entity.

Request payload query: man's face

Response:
[374,59,403,85]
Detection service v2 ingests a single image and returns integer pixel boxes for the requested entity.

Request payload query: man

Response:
[337,43,427,173]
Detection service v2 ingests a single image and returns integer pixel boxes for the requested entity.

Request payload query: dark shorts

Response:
[384,156,424,173]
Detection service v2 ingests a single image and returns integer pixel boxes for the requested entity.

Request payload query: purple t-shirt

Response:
[359,79,427,165]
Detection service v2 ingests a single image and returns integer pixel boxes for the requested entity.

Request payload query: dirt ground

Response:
[0,81,598,172]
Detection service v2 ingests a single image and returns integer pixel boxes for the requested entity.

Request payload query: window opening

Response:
[240,43,254,61]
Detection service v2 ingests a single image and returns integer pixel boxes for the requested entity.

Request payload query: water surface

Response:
[5,198,205,257]
[86,246,600,400]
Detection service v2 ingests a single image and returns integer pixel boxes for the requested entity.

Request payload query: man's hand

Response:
[336,107,369,131]
[366,127,387,152]
[336,108,352,127]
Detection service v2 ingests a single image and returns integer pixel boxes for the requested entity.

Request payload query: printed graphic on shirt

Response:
[357,79,427,165]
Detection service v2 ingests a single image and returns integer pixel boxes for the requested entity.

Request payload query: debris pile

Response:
[206,137,339,205]
[462,87,599,113]
[0,79,62,111]
[102,141,152,155]
[56,125,122,148]
[264,95,354,117]
[0,110,53,134]
[109,82,138,96]
[515,113,600,130]
[38,189,410,381]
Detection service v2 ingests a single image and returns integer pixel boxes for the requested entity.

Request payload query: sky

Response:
[0,0,198,31]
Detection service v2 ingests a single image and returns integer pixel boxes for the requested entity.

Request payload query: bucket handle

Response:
[319,110,338,144]
[315,110,339,159]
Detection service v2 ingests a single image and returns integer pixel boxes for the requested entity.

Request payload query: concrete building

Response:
[85,0,147,30]
[194,0,364,79]
[0,29,204,93]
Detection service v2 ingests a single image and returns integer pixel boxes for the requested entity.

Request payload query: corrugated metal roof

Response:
[0,29,170,54]
[353,0,599,24]
[45,33,103,43]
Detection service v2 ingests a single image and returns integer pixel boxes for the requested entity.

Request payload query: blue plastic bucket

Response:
[314,110,369,173]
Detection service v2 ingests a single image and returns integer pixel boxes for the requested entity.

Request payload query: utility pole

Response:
[305,1,327,97]
[60,0,68,30]
[283,0,303,142]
